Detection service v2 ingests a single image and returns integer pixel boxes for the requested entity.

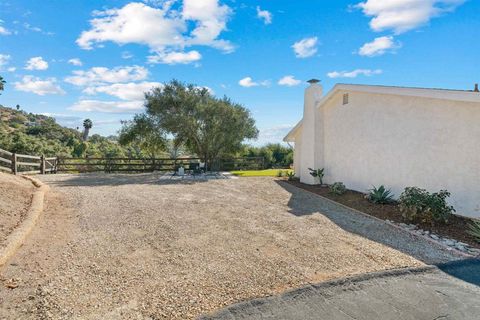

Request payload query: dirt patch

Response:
[287,180,480,249]
[0,173,35,247]
[0,174,457,319]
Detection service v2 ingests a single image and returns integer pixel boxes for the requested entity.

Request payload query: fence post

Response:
[11,152,17,175]
[40,155,46,174]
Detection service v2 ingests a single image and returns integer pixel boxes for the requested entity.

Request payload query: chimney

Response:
[474,83,479,92]
[300,79,323,184]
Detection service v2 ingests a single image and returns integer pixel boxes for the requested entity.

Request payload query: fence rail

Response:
[57,156,264,173]
[0,148,58,175]
[0,147,263,175]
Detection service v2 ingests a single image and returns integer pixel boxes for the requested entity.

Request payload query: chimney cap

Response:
[307,79,321,84]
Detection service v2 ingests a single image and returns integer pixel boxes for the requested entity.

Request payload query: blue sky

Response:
[0,0,478,145]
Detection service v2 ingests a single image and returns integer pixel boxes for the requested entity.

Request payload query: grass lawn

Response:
[230,169,293,177]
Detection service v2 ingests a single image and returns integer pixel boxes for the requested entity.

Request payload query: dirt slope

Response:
[0,172,34,246]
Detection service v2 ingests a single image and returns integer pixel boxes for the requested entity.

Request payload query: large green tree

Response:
[120,80,258,168]
[118,114,167,158]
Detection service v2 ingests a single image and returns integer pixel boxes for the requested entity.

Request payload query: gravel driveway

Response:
[0,173,458,319]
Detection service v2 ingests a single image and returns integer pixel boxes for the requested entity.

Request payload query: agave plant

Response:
[286,171,296,181]
[368,185,394,204]
[467,220,480,243]
[308,168,325,185]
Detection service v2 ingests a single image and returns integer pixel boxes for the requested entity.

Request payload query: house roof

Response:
[283,83,480,142]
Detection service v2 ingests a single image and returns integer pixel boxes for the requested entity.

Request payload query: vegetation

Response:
[0,105,137,158]
[120,80,258,169]
[286,171,296,181]
[231,169,293,177]
[308,168,325,185]
[367,185,394,204]
[239,143,293,168]
[0,76,5,95]
[82,119,93,141]
[467,220,480,243]
[398,187,455,224]
[329,182,347,195]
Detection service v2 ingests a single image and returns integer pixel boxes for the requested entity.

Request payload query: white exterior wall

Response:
[293,135,302,177]
[320,91,480,218]
[299,83,323,184]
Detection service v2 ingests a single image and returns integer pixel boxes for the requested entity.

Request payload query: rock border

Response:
[282,181,474,259]
[0,175,48,267]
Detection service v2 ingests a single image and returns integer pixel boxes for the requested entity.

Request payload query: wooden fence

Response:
[57,156,264,173]
[0,148,58,175]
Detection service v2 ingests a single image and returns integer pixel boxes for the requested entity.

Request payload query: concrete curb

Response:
[281,181,473,259]
[0,175,49,267]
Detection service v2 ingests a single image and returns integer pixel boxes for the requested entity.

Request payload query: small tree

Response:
[82,119,92,141]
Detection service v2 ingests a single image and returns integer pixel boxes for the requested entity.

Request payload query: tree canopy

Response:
[120,80,258,166]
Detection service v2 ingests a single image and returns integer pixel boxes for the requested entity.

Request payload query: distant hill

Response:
[0,105,136,158]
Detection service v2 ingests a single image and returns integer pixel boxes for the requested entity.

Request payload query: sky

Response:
[0,0,479,145]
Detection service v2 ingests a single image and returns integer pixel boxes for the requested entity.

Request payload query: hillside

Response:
[0,106,135,158]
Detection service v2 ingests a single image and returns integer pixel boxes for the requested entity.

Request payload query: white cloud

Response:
[147,50,201,64]
[68,58,83,66]
[239,77,270,88]
[65,65,148,86]
[76,1,233,63]
[122,51,133,59]
[327,69,383,78]
[356,0,466,34]
[292,37,318,58]
[358,36,400,57]
[83,81,162,100]
[69,99,144,113]
[278,75,301,87]
[0,54,11,68]
[24,56,49,70]
[0,21,11,35]
[253,124,294,146]
[7,67,16,72]
[14,75,65,95]
[256,6,272,24]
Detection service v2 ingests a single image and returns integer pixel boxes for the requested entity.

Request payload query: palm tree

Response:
[0,76,5,95]
[82,119,93,141]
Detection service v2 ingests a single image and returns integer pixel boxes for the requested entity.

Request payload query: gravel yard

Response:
[0,173,458,319]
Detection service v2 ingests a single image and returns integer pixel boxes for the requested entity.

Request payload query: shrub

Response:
[329,182,346,195]
[367,185,394,204]
[286,171,296,181]
[467,220,480,243]
[308,168,325,185]
[398,187,455,224]
[276,170,284,177]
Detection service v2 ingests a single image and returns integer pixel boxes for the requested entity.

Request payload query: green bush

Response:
[367,185,394,204]
[398,187,455,224]
[276,170,284,177]
[329,182,346,195]
[467,220,480,243]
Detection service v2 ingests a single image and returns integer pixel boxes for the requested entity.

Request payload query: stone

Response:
[431,234,440,240]
[443,239,456,246]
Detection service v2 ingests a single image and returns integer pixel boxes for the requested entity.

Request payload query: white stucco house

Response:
[284,80,480,218]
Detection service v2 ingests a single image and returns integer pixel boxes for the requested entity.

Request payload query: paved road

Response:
[200,259,480,320]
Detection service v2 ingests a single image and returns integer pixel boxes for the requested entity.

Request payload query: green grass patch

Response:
[230,169,293,177]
